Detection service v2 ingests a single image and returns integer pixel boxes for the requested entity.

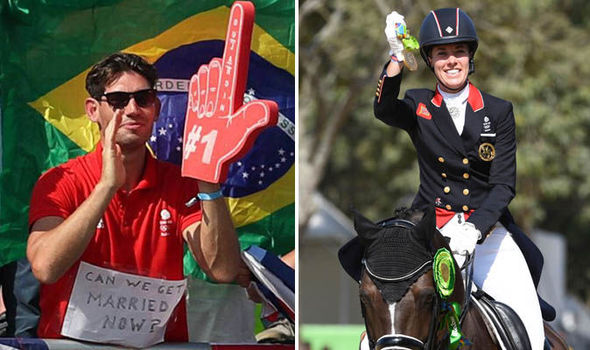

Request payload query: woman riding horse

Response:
[373,8,547,350]
[345,208,568,350]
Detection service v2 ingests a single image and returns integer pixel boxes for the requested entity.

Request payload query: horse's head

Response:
[354,207,465,350]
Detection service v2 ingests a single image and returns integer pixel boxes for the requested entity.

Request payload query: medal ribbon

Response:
[433,249,471,349]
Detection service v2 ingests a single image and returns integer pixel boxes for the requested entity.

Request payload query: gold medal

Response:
[478,143,495,161]
[402,50,418,71]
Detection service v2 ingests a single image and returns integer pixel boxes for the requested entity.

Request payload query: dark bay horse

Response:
[342,207,570,350]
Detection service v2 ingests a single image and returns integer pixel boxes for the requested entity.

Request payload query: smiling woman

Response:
[372,7,554,350]
[428,43,470,93]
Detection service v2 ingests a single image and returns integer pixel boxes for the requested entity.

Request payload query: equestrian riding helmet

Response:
[419,8,478,73]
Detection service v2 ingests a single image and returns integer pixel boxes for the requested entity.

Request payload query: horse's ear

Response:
[412,206,436,248]
[351,209,381,245]
[432,224,451,251]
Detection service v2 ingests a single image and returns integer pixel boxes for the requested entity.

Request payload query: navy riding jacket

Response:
[374,69,515,236]
[368,67,555,320]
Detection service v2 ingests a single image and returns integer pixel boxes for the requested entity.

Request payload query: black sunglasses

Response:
[98,88,157,109]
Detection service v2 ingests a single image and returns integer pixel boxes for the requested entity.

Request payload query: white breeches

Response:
[440,216,545,350]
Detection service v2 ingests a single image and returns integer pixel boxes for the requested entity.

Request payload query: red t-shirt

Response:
[28,145,202,341]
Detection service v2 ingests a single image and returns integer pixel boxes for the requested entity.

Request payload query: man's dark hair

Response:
[85,52,158,99]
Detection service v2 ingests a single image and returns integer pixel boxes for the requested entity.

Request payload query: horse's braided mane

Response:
[392,207,423,224]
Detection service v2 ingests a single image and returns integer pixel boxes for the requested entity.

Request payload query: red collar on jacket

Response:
[431,82,485,112]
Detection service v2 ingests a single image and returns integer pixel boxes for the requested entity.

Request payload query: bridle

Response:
[362,218,472,350]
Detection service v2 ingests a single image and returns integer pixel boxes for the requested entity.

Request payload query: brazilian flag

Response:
[0,0,295,278]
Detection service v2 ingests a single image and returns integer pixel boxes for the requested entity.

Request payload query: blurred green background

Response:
[300,325,365,350]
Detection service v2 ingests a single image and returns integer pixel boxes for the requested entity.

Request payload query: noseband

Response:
[371,296,440,350]
[363,218,442,350]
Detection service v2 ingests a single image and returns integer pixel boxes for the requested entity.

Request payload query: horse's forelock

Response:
[393,207,423,224]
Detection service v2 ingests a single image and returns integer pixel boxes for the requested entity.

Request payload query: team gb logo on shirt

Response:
[159,209,173,237]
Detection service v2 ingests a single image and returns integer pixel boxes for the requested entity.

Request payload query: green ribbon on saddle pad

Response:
[433,248,455,298]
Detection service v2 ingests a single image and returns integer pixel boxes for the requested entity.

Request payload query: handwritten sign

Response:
[182,1,279,183]
[61,262,186,348]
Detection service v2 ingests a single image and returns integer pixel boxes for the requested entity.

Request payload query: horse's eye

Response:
[360,288,370,303]
[416,289,435,307]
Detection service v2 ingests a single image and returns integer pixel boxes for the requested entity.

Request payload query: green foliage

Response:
[301,0,590,303]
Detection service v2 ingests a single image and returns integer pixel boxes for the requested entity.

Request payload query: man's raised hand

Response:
[101,109,125,191]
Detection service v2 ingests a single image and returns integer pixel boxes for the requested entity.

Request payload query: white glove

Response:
[448,222,481,267]
[384,11,406,61]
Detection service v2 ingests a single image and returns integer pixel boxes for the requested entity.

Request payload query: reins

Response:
[459,252,475,324]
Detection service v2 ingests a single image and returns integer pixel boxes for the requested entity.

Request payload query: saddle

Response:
[471,288,532,350]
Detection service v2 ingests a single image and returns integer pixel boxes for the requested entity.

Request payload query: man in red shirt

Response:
[27,53,241,347]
